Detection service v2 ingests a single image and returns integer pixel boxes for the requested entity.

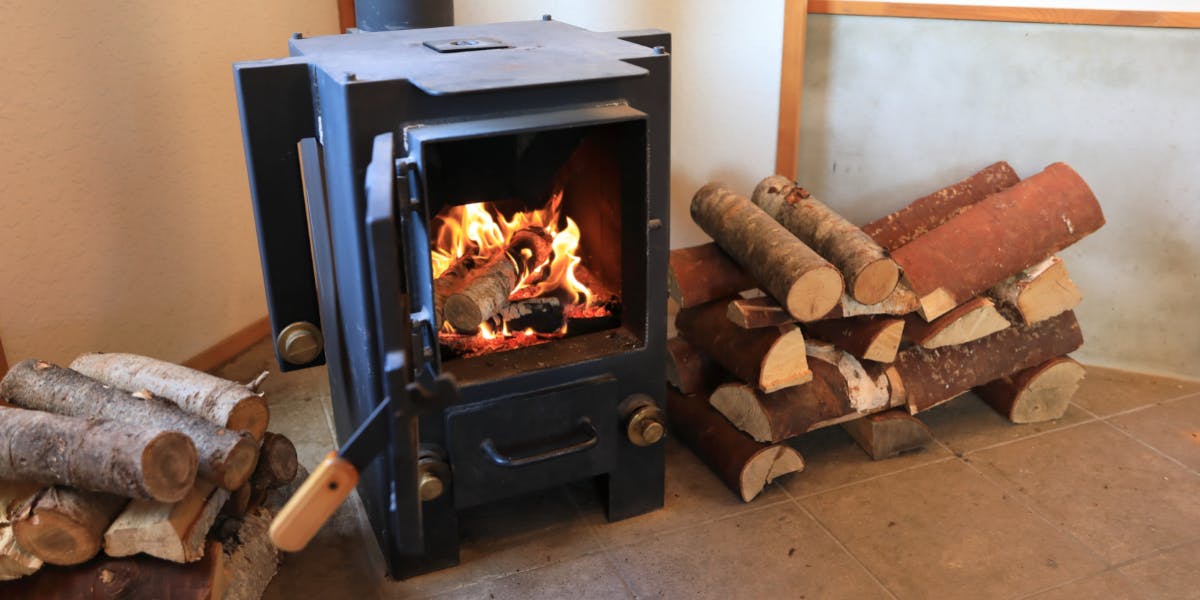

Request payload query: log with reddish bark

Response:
[0,405,197,502]
[988,256,1082,325]
[1,360,258,491]
[691,183,844,321]
[665,337,722,395]
[975,356,1087,423]
[443,228,553,333]
[902,297,1010,349]
[890,163,1104,321]
[668,243,757,309]
[840,409,934,460]
[12,487,127,566]
[862,161,1021,251]
[69,353,269,440]
[667,389,804,502]
[803,316,905,363]
[752,176,899,304]
[894,310,1084,414]
[676,300,811,392]
[0,482,43,579]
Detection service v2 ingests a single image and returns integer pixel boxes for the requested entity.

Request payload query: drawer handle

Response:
[480,418,598,467]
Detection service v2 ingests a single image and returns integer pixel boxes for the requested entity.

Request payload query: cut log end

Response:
[13,510,101,566]
[225,397,270,441]
[218,436,262,491]
[917,287,957,322]
[787,266,844,322]
[738,446,805,502]
[761,327,813,393]
[978,357,1087,423]
[709,384,772,443]
[444,294,486,333]
[863,319,905,363]
[841,410,933,461]
[851,258,900,306]
[142,432,201,504]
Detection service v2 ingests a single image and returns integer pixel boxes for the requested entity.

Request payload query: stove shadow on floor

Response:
[217,338,1200,600]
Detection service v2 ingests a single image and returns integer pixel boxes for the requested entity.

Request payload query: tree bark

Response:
[753,176,899,304]
[667,389,804,502]
[862,161,1021,251]
[221,508,280,600]
[493,297,564,333]
[1,360,258,491]
[902,297,1011,349]
[894,310,1084,414]
[988,255,1082,325]
[251,432,298,492]
[691,183,844,321]
[0,482,42,580]
[840,409,933,460]
[668,243,757,309]
[12,487,127,566]
[0,405,197,502]
[665,337,722,396]
[726,296,794,329]
[676,300,811,393]
[975,356,1086,423]
[443,228,553,333]
[803,316,905,363]
[104,482,229,563]
[890,163,1105,321]
[728,282,919,328]
[69,353,269,440]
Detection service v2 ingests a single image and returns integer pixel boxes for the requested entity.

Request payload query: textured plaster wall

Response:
[0,2,338,365]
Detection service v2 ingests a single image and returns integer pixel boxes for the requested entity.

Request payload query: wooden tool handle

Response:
[269,452,358,552]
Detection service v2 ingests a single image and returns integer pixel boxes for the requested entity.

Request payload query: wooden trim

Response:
[184,316,272,374]
[338,0,356,33]
[808,1,1200,28]
[0,333,8,377]
[775,0,809,180]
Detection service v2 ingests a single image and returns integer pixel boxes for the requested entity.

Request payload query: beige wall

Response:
[0,2,338,366]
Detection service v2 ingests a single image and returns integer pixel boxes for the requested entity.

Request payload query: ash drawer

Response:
[446,376,618,508]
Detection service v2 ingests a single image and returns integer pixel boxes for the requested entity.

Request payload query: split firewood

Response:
[0,405,196,502]
[676,300,811,392]
[104,481,229,563]
[70,353,270,440]
[667,389,804,502]
[975,356,1086,423]
[862,161,1021,251]
[752,176,899,304]
[840,410,934,460]
[665,337,722,395]
[433,249,478,329]
[891,163,1105,321]
[803,316,905,363]
[902,297,1010,349]
[222,508,280,600]
[12,487,127,566]
[728,282,919,328]
[668,243,757,308]
[988,256,1082,325]
[443,228,553,333]
[726,296,794,329]
[894,310,1084,414]
[691,183,844,321]
[0,481,42,579]
[1,360,259,491]
[493,297,564,333]
[709,343,891,442]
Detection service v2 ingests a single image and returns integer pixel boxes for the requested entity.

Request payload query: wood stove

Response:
[234,19,670,578]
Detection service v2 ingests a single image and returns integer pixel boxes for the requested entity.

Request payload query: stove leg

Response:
[389,495,460,580]
[603,443,665,521]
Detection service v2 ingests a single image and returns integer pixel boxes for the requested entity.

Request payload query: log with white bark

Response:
[753,176,899,304]
[676,300,811,393]
[104,481,229,563]
[902,297,1011,349]
[840,409,934,460]
[727,282,919,330]
[691,183,844,321]
[890,163,1105,321]
[0,481,42,579]
[443,228,553,333]
[668,243,757,309]
[988,256,1082,325]
[12,487,127,566]
[70,353,269,440]
[803,316,905,363]
[975,356,1086,423]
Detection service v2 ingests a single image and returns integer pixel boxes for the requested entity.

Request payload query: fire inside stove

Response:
[433,191,620,360]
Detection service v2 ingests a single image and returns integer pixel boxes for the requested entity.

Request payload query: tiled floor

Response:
[216,340,1200,599]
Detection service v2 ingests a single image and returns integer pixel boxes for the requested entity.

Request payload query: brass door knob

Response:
[277,322,324,365]
[418,470,445,501]
[626,405,666,447]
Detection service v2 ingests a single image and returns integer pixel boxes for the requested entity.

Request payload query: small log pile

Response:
[668,162,1102,501]
[0,353,298,599]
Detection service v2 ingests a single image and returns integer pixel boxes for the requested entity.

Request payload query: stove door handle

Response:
[480,418,598,468]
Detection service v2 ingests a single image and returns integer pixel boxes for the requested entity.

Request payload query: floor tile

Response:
[918,392,1094,455]
[1024,570,1142,600]
[607,502,891,600]
[1117,540,1200,600]
[1108,393,1200,473]
[972,421,1200,564]
[426,553,631,600]
[801,460,1104,600]
[779,424,953,498]
[1071,365,1200,417]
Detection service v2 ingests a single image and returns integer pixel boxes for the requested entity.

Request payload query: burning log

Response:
[676,300,811,393]
[840,409,933,460]
[668,243,756,309]
[12,487,127,566]
[492,297,564,333]
[862,161,1021,251]
[69,353,269,440]
[890,163,1105,320]
[443,228,553,333]
[975,356,1086,423]
[691,183,844,321]
[1,482,43,579]
[893,310,1084,414]
[0,405,197,502]
[665,337,722,396]
[104,482,229,563]
[667,389,804,502]
[902,297,1010,349]
[432,250,478,329]
[752,176,899,304]
[803,316,905,363]
[1,360,259,491]
[988,256,1082,325]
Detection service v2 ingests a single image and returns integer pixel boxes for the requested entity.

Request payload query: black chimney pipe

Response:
[354,0,453,31]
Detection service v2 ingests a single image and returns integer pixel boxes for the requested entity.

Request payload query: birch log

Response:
[676,300,811,392]
[988,256,1082,325]
[0,481,42,579]
[975,356,1086,423]
[12,487,127,566]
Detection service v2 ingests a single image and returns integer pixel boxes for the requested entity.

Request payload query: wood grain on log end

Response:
[990,256,1082,325]
[976,356,1086,423]
[218,436,262,491]
[761,326,813,392]
[852,257,901,306]
[13,488,127,567]
[740,445,805,502]
[709,384,774,443]
[225,397,270,442]
[143,432,204,504]
[841,409,933,460]
[863,319,905,363]
[726,296,794,329]
[905,296,1011,349]
[787,266,845,322]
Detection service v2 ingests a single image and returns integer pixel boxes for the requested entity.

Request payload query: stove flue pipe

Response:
[354,0,453,31]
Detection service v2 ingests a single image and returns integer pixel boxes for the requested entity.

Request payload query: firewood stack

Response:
[667,162,1104,502]
[0,353,298,599]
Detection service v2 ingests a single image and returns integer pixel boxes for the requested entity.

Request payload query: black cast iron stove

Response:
[234,19,670,578]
